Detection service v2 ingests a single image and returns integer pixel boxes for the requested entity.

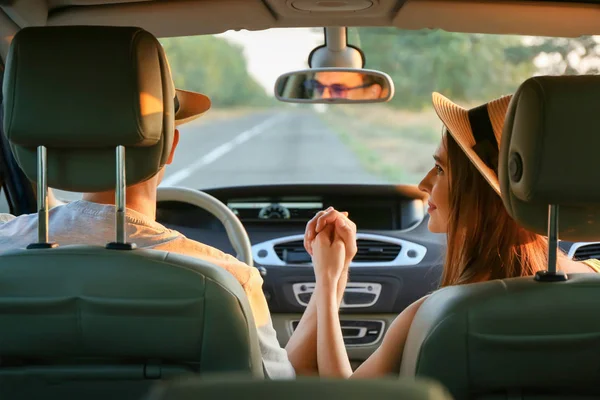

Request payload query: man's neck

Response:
[82,183,157,220]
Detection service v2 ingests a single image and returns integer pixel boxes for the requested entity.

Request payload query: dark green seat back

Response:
[0,246,263,400]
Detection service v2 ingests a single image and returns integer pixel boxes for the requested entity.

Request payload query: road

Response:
[51,109,384,201]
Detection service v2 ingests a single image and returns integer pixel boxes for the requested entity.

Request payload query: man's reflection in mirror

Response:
[304,71,383,100]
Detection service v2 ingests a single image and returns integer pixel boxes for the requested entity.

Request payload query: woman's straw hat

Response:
[432,92,512,194]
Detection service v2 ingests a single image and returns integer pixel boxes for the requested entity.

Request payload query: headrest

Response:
[3,26,175,192]
[499,75,600,241]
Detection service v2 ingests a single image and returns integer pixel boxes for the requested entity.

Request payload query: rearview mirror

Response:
[274,68,394,104]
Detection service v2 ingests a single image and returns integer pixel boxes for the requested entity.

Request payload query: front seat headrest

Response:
[3,26,175,192]
[499,75,600,242]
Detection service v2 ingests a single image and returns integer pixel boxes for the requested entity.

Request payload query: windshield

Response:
[159,28,598,189]
[53,28,599,200]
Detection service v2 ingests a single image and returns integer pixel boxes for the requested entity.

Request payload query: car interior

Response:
[0,1,600,400]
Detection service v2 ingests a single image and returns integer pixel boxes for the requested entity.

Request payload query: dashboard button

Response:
[344,292,376,305]
[298,293,312,304]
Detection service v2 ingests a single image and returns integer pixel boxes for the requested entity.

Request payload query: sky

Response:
[217,28,323,93]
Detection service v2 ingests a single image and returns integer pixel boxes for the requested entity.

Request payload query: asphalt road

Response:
[48,109,384,201]
[160,109,384,188]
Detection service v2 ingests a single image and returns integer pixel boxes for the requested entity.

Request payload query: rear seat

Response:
[143,375,454,400]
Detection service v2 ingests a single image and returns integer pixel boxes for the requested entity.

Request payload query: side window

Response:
[0,187,10,214]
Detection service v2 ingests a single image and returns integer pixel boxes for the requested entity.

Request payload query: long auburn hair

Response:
[440,131,561,287]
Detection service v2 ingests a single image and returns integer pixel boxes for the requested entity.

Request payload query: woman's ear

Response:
[167,129,180,165]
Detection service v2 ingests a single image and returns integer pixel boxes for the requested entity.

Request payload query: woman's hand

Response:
[304,207,357,266]
[311,225,347,286]
[312,224,354,379]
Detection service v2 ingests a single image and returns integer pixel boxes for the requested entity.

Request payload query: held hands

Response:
[304,207,358,285]
[311,224,346,285]
[304,207,358,264]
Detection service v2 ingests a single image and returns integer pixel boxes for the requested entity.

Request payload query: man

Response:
[306,71,384,100]
[0,85,315,379]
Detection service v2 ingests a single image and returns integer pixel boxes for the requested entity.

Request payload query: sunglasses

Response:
[174,93,180,113]
[303,79,372,98]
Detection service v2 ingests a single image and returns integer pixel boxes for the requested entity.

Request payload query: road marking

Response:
[160,114,286,187]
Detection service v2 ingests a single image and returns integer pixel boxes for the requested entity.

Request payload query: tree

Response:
[353,28,536,109]
[505,36,600,75]
[160,36,274,107]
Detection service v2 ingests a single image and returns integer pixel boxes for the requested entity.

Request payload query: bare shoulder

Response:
[403,295,428,316]
[412,295,429,307]
[386,296,430,337]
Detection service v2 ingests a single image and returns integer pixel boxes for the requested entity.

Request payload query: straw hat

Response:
[432,92,512,195]
[163,53,211,126]
[174,88,211,126]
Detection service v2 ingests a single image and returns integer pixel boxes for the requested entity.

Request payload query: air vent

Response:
[274,238,401,263]
[274,240,310,264]
[573,243,600,261]
[255,233,425,267]
[354,239,401,262]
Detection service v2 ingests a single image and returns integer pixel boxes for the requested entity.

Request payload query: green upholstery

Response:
[3,26,175,192]
[144,375,454,400]
[400,274,600,400]
[0,246,263,399]
[499,75,600,241]
[0,26,264,399]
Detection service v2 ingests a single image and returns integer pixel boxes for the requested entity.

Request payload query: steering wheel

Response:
[156,187,253,267]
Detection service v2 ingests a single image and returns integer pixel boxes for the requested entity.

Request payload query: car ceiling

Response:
[0,0,599,60]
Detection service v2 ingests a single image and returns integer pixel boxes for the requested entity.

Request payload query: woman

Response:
[304,92,600,378]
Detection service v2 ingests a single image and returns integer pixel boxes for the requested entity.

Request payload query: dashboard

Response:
[156,184,446,359]
[157,185,425,231]
[228,199,404,230]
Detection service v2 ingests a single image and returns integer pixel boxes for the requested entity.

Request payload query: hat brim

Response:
[432,92,511,195]
[175,89,211,126]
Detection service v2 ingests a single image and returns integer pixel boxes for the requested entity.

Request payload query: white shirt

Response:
[0,200,295,379]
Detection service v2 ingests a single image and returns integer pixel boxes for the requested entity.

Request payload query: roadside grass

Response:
[318,104,442,184]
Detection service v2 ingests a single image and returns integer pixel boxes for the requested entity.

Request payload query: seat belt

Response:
[0,66,36,215]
